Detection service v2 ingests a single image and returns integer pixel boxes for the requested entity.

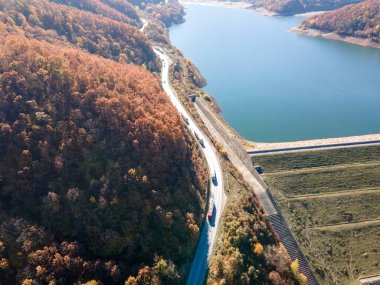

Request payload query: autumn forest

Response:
[0,0,312,284]
[0,0,207,284]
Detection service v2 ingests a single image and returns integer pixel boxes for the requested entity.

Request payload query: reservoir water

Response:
[169,4,380,142]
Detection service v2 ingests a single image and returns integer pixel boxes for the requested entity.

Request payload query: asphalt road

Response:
[153,47,225,285]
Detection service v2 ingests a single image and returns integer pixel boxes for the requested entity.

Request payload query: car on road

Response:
[181,113,190,125]
[207,200,215,222]
[211,171,217,186]
[194,131,205,148]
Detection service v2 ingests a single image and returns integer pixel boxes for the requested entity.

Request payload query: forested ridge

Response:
[0,0,156,68]
[300,0,380,42]
[49,0,141,26]
[220,0,362,15]
[0,0,208,284]
[145,1,185,27]
[257,0,362,15]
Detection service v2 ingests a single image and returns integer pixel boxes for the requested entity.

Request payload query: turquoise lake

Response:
[169,4,380,142]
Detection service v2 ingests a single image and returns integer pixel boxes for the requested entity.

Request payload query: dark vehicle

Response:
[194,131,205,148]
[181,113,190,125]
[255,165,264,175]
[211,171,217,186]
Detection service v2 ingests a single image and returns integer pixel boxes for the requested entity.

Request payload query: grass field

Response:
[253,145,380,285]
[255,145,380,172]
[265,163,380,196]
[289,191,380,226]
[307,224,380,285]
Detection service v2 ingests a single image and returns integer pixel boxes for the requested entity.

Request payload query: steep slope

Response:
[300,0,380,43]
[0,34,206,284]
[100,0,141,22]
[0,0,156,67]
[50,0,141,27]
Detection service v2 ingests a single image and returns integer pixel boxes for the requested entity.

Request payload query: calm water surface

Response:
[169,5,380,142]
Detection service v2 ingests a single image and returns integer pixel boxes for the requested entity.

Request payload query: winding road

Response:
[153,47,225,285]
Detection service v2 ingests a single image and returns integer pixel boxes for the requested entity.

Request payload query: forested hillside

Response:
[50,0,141,26]
[300,0,380,42]
[217,0,362,15]
[146,1,185,27]
[253,0,362,15]
[0,0,156,67]
[0,0,209,284]
[0,34,207,284]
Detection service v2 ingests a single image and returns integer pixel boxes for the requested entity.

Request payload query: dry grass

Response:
[254,145,380,285]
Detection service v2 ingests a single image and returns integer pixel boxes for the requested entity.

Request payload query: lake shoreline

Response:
[170,4,380,143]
[292,27,380,49]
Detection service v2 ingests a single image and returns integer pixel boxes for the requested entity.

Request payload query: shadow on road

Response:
[186,222,211,285]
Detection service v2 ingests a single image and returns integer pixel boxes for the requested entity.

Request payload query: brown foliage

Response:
[50,0,140,26]
[301,0,380,42]
[0,0,156,67]
[0,35,206,283]
[146,1,185,27]
[207,194,299,285]
[250,0,361,15]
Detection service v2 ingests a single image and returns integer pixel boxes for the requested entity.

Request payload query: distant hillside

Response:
[0,0,156,67]
[300,0,380,43]
[250,0,362,15]
[212,0,361,15]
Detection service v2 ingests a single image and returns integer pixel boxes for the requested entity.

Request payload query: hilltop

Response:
[299,0,380,46]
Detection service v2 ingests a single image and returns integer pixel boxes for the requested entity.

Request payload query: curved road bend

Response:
[153,47,225,285]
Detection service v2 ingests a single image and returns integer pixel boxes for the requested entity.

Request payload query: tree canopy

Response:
[0,0,156,67]
[0,21,206,285]
[301,0,380,42]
